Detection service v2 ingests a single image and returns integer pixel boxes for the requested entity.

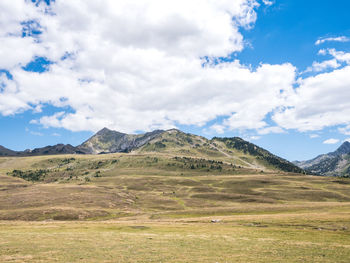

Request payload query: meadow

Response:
[0,153,350,262]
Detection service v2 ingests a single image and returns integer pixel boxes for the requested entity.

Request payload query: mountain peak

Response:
[78,128,163,154]
[96,127,112,134]
[334,141,350,156]
[165,128,181,133]
[95,127,126,137]
[295,141,350,176]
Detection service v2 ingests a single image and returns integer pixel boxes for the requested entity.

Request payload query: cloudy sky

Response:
[1,0,350,161]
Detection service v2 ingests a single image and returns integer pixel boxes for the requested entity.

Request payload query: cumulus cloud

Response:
[273,65,350,131]
[323,138,340,145]
[274,47,350,132]
[1,0,350,137]
[0,0,299,133]
[315,36,350,45]
[305,48,350,73]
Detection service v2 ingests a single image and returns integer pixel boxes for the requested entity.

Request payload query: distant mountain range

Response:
[0,127,303,174]
[0,143,85,157]
[294,141,350,177]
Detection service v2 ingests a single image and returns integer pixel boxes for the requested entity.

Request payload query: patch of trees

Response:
[61,158,76,164]
[7,169,48,182]
[258,156,303,173]
[214,137,304,173]
[90,160,110,169]
[154,141,166,148]
[172,156,224,171]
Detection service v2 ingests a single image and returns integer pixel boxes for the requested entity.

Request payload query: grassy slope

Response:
[1,153,350,262]
[0,153,349,220]
[139,130,303,173]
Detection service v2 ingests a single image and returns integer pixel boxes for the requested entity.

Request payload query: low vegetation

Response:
[214,137,304,173]
[0,152,349,262]
[7,169,48,182]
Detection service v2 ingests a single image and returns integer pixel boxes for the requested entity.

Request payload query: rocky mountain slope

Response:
[77,128,163,154]
[0,127,303,173]
[294,141,350,177]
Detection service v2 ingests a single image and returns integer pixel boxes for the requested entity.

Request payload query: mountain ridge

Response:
[294,141,350,177]
[77,128,164,154]
[0,127,303,174]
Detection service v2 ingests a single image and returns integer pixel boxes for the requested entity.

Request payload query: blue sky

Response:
[1,0,350,161]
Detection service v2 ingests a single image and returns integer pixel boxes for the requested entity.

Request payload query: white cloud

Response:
[247,136,261,141]
[328,49,350,64]
[274,64,350,132]
[305,59,340,73]
[0,0,300,134]
[315,36,350,45]
[309,134,320,139]
[339,125,350,135]
[305,48,350,73]
[0,0,350,138]
[318,49,327,56]
[262,0,274,6]
[210,124,226,134]
[323,138,340,145]
[257,126,285,135]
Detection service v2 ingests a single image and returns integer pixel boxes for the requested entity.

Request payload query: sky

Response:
[1,0,350,161]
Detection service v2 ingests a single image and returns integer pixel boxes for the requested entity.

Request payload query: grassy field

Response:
[1,211,350,262]
[0,153,350,262]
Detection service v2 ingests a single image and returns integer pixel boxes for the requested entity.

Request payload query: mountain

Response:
[0,127,303,174]
[77,128,164,154]
[331,141,350,156]
[28,144,85,155]
[212,137,304,173]
[294,141,350,177]
[137,129,303,173]
[0,144,83,157]
[0,145,19,156]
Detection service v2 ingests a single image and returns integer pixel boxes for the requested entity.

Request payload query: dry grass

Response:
[0,211,350,262]
[0,154,350,262]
